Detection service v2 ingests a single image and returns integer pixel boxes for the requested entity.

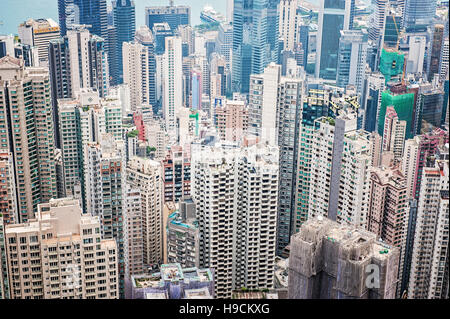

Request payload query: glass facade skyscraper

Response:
[402,0,437,31]
[112,0,136,85]
[145,5,191,32]
[232,0,280,93]
[58,0,108,41]
[315,0,355,81]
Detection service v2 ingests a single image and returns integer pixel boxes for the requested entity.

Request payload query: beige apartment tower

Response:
[0,56,57,223]
[4,198,119,299]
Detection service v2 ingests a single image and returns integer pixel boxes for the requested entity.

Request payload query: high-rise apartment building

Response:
[4,198,119,299]
[48,27,109,147]
[58,90,122,204]
[308,112,358,221]
[192,143,279,298]
[402,128,448,199]
[382,106,407,161]
[214,100,248,143]
[288,216,400,299]
[126,157,163,267]
[366,165,407,248]
[122,41,150,110]
[293,83,330,237]
[84,135,125,297]
[248,63,281,146]
[163,36,183,136]
[278,0,299,51]
[0,216,9,299]
[315,0,355,81]
[0,56,57,223]
[123,184,144,298]
[166,197,199,268]
[337,130,373,227]
[135,26,157,112]
[0,152,17,225]
[408,160,449,299]
[161,145,191,204]
[275,75,303,255]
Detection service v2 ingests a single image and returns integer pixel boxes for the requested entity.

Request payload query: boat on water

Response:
[200,4,225,24]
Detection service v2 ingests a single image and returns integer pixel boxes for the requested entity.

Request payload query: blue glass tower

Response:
[315,0,355,81]
[232,0,280,94]
[145,5,191,32]
[402,0,437,32]
[112,0,136,85]
[58,0,108,40]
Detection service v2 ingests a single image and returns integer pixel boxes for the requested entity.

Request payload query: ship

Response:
[200,5,225,24]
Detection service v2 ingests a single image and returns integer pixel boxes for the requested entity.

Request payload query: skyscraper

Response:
[275,75,303,255]
[192,143,279,298]
[408,160,449,299]
[58,0,108,41]
[0,56,57,223]
[126,157,163,267]
[247,63,281,146]
[288,216,400,299]
[278,0,299,51]
[135,26,157,112]
[232,0,280,93]
[163,36,183,136]
[145,5,191,32]
[112,0,136,85]
[382,107,407,161]
[4,198,119,299]
[402,0,437,31]
[48,27,110,147]
[336,29,368,96]
[84,134,125,297]
[17,18,60,66]
[122,41,150,110]
[315,0,355,81]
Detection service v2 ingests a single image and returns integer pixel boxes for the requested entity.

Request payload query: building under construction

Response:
[288,217,400,299]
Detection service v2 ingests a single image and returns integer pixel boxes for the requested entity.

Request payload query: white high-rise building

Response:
[408,160,449,299]
[123,41,149,110]
[406,35,426,75]
[337,130,373,227]
[191,143,279,299]
[163,36,183,136]
[18,18,60,65]
[308,112,358,221]
[65,27,109,97]
[368,0,389,43]
[4,198,119,299]
[336,29,368,96]
[279,0,299,51]
[439,37,449,82]
[248,63,281,146]
[126,157,163,267]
